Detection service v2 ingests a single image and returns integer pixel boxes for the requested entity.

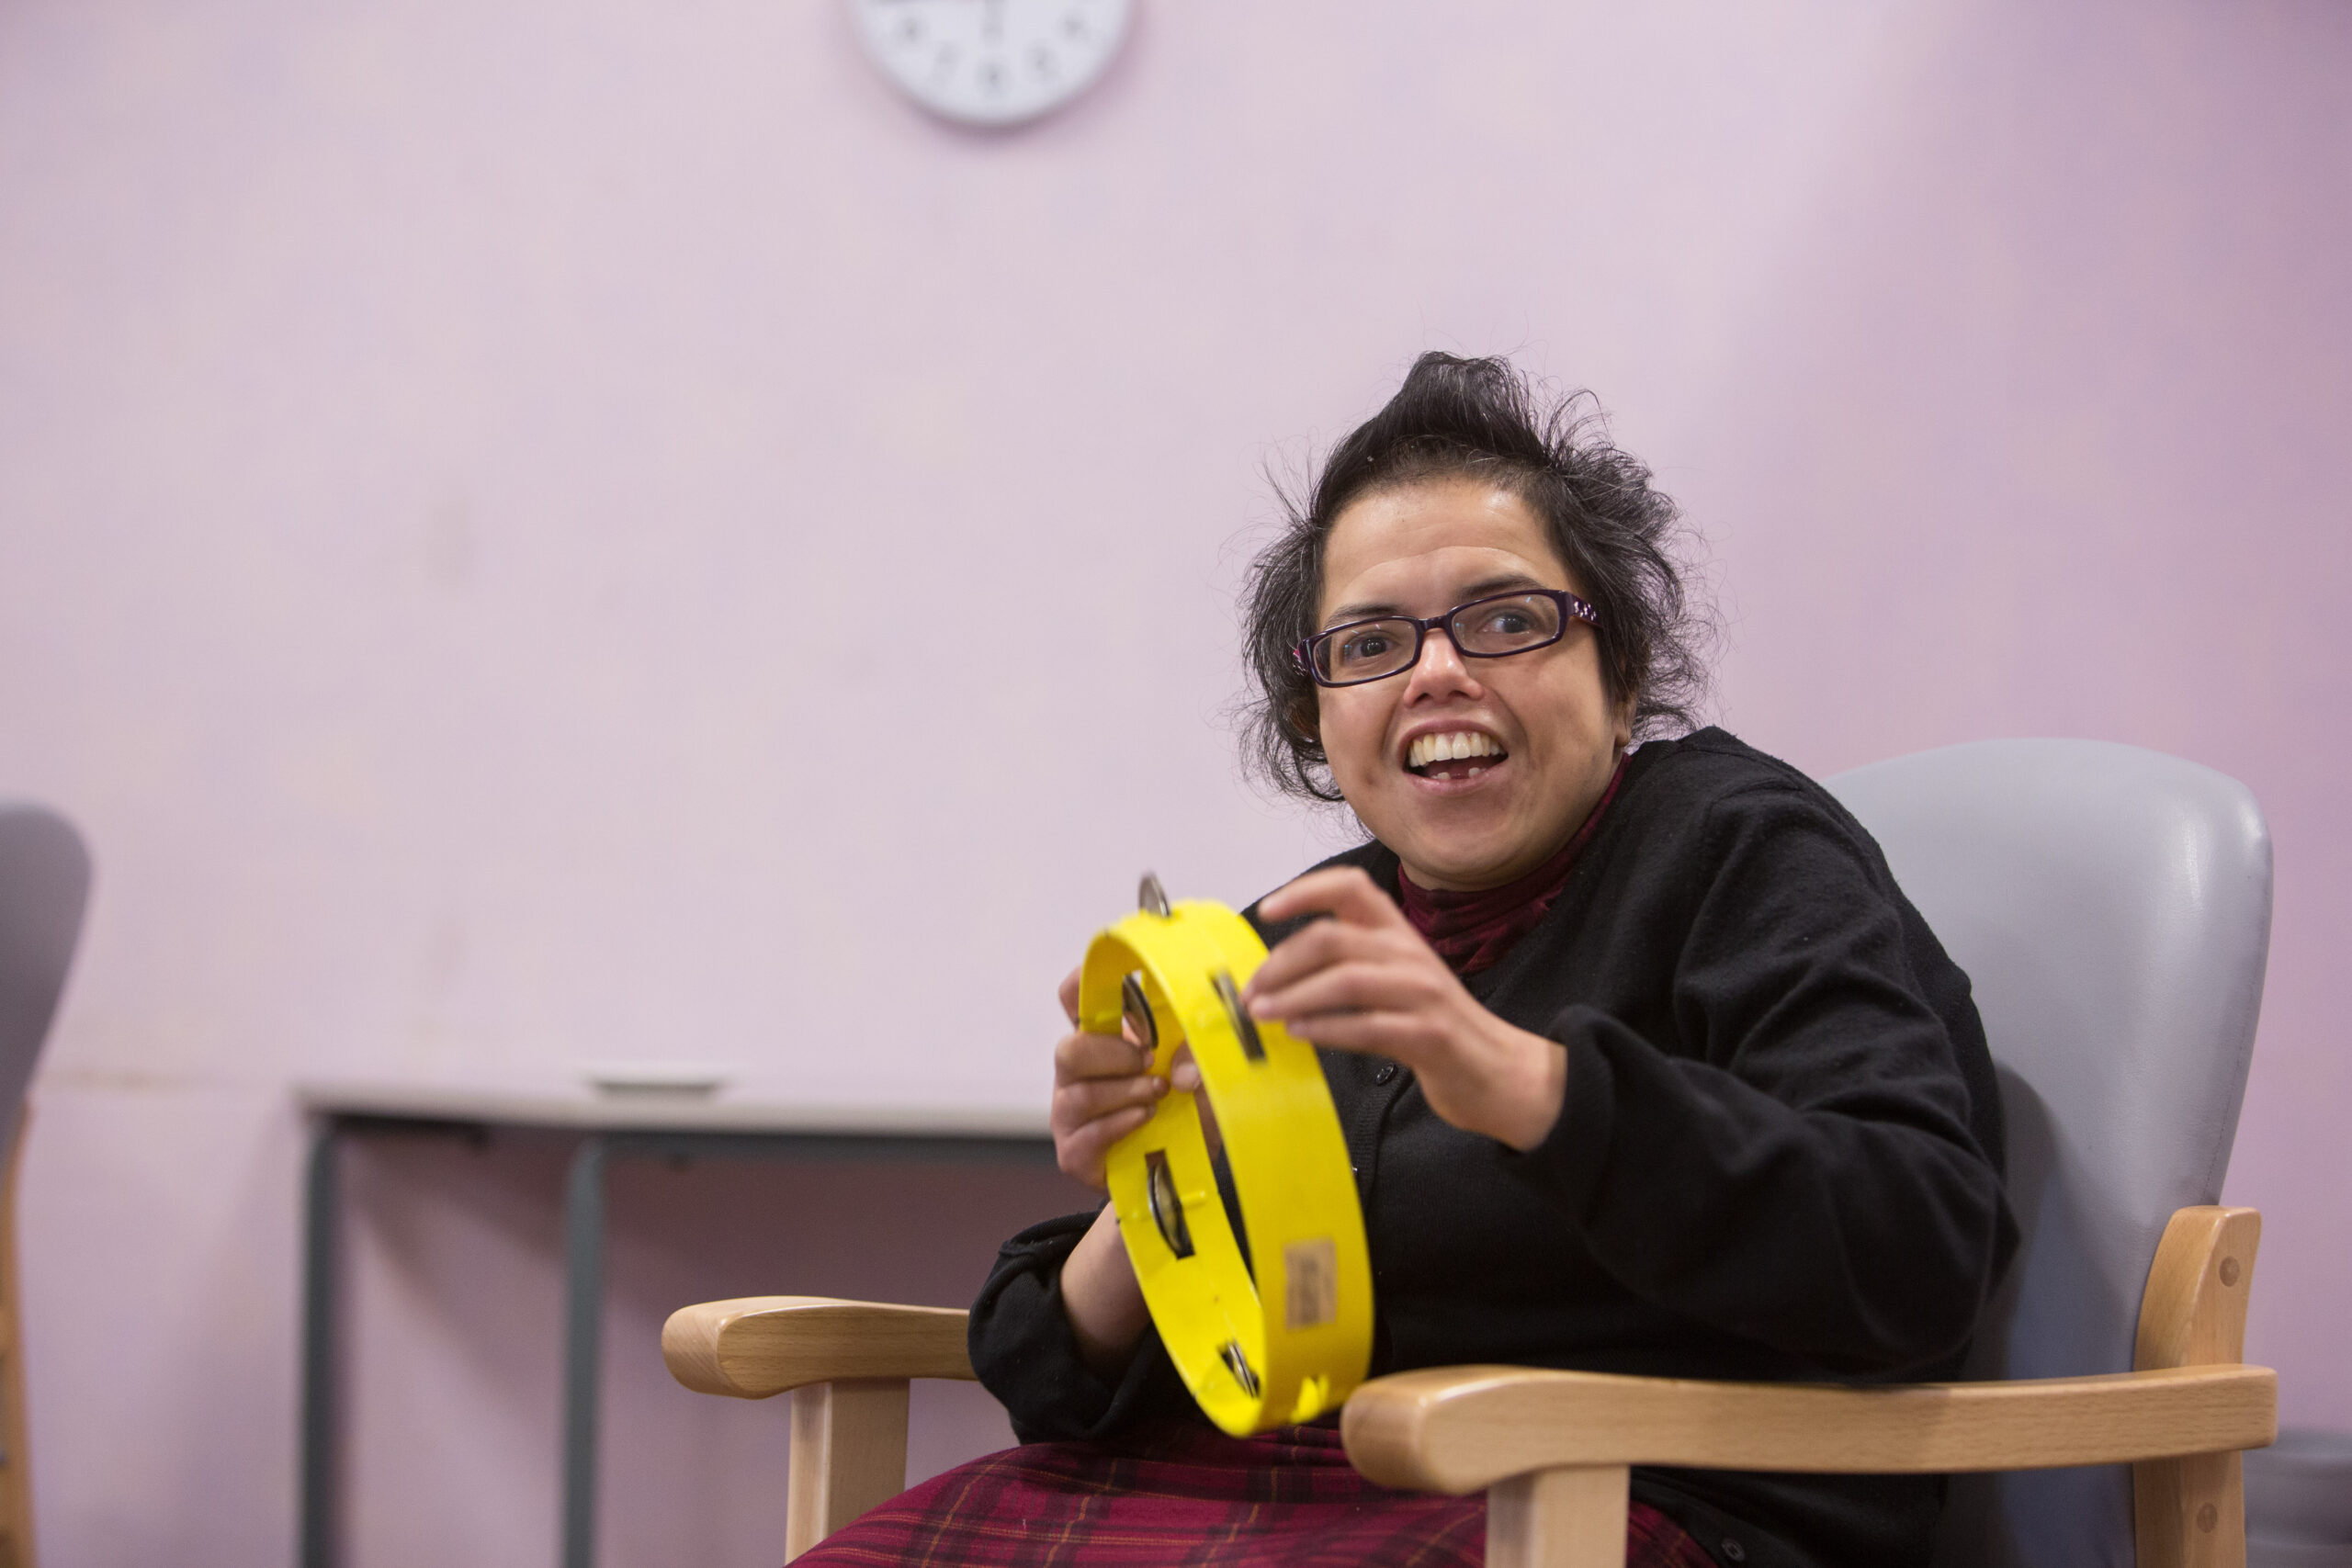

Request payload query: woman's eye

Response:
[1471,610,1532,637]
[1340,633,1392,664]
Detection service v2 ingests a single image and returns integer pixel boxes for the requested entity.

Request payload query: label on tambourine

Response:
[1283,1235,1339,1331]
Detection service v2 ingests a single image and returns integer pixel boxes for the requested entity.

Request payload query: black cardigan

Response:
[968,729,2018,1568]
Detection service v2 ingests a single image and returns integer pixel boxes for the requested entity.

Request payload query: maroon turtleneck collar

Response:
[1395,757,1625,977]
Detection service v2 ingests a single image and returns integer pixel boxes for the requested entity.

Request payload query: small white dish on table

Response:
[579,1062,734,1099]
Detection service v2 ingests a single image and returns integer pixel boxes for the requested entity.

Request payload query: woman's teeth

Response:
[1407,731,1505,773]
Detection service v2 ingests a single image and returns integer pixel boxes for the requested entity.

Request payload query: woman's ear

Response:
[1286,693,1322,747]
[1611,691,1636,751]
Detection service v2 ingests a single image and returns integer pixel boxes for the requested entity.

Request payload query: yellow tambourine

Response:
[1079,875,1373,1436]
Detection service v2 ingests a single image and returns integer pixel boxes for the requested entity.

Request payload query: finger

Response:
[1058,966,1082,1027]
[1278,1008,1430,1058]
[1055,1029,1153,1083]
[1057,1103,1155,1183]
[1052,1073,1167,1132]
[1170,1053,1203,1095]
[1246,919,1406,1000]
[1252,956,1437,1026]
[1253,865,1404,931]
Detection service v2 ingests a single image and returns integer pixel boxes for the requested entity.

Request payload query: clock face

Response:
[850,0,1133,128]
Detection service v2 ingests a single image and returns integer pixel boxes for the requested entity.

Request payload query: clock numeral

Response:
[1031,46,1057,75]
[979,57,1006,94]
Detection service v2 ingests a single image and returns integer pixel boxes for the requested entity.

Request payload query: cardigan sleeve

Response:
[1506,781,2017,1376]
[967,1210,1196,1441]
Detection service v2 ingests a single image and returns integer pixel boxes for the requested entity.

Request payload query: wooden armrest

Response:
[1340,1363,2278,1494]
[662,1296,976,1399]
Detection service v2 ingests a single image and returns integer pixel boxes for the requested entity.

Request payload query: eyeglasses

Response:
[1295,589,1599,688]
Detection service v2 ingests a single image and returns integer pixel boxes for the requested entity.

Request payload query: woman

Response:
[800,355,2015,1568]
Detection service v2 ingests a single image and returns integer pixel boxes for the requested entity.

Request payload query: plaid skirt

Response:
[793,1419,1718,1567]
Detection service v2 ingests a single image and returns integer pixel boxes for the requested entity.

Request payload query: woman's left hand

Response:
[1245,866,1568,1152]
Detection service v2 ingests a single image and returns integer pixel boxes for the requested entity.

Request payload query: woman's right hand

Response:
[1048,964,1225,1373]
[1050,965,1167,1189]
[1050,967,1225,1188]
[1050,964,1166,1375]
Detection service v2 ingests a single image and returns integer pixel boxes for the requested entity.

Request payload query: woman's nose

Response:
[1402,625,1477,699]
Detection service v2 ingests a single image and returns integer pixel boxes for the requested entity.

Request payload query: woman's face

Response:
[1313,478,1632,892]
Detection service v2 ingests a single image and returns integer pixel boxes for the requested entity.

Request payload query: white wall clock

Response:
[850,0,1134,128]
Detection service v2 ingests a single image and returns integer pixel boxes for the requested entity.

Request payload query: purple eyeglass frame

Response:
[1292,588,1600,688]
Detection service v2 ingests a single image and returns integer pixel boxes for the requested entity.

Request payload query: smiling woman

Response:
[791,355,2017,1568]
[1240,355,1709,816]
[1303,480,1630,892]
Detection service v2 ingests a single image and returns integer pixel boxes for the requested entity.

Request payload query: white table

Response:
[295,1079,1053,1568]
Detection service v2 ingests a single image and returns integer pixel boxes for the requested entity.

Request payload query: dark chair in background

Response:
[0,805,94,1568]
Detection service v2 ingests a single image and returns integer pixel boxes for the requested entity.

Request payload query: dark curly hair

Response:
[1239,353,1711,803]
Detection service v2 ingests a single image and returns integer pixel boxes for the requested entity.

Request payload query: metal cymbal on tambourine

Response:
[1079,874,1373,1435]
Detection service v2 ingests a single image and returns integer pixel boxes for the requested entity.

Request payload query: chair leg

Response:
[0,1111,34,1568]
[1487,1465,1630,1568]
[2132,1207,2260,1568]
[2133,1450,2245,1568]
[785,1378,912,1562]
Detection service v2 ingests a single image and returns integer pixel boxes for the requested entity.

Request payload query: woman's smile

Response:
[1402,728,1509,781]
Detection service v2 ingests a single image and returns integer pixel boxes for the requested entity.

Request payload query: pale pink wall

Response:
[2,0,2346,1563]
[1677,0,2352,1434]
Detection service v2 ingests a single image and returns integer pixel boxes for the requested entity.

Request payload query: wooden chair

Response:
[665,740,2278,1568]
[0,805,94,1568]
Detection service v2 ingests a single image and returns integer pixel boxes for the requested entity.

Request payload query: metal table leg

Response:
[299,1114,344,1568]
[560,1134,612,1568]
[306,1121,1055,1568]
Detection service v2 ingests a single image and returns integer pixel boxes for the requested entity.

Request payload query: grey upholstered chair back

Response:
[1826,740,2270,1568]
[0,805,92,1171]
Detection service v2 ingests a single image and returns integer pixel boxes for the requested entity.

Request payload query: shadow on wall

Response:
[342,1131,1091,1568]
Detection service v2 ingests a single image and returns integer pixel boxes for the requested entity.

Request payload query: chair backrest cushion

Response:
[1826,740,2269,1568]
[0,805,93,1170]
